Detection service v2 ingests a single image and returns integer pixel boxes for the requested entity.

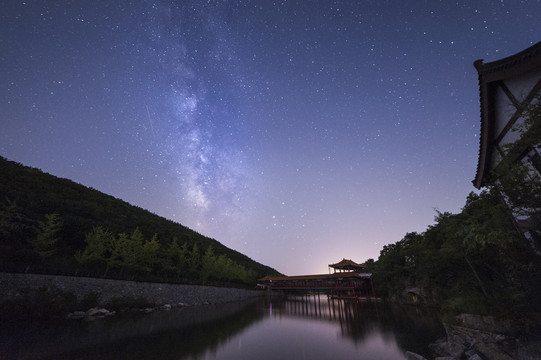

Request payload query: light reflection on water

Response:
[194,295,444,360]
[0,295,444,360]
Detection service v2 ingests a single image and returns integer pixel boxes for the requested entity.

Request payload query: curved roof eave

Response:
[473,41,541,189]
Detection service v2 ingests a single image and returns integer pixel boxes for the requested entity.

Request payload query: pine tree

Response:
[200,245,217,282]
[142,233,160,272]
[32,213,62,258]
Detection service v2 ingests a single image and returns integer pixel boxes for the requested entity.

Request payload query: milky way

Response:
[1,1,540,274]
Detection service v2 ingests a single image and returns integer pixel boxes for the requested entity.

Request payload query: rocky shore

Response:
[406,313,541,360]
[66,301,207,320]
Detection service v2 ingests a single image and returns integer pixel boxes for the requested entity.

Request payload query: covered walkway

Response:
[259,268,375,299]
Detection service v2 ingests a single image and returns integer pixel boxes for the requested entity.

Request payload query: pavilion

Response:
[259,259,374,299]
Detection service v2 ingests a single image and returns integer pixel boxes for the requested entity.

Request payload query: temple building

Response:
[473,40,541,245]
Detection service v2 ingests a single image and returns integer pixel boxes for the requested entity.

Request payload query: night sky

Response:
[1,1,540,275]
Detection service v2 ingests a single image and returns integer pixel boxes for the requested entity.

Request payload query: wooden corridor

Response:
[258,259,376,299]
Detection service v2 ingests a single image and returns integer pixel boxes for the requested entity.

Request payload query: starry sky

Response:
[1,1,540,275]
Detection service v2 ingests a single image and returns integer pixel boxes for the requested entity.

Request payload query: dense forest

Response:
[0,156,281,285]
[367,97,541,315]
[366,189,540,314]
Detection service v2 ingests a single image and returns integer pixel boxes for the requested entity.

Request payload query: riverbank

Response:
[0,272,265,320]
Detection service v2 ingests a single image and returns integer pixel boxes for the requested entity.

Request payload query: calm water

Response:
[0,295,445,360]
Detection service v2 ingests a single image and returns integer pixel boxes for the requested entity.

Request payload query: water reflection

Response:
[0,300,263,360]
[0,295,444,360]
[264,295,444,359]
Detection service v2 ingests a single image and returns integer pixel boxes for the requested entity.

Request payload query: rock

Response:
[405,351,427,360]
[160,304,171,310]
[67,311,86,319]
[82,307,114,318]
[465,349,477,358]
[443,324,471,358]
[455,314,511,333]
[86,307,100,316]
[517,339,541,359]
[429,338,450,356]
[430,324,480,358]
[475,342,515,360]
[430,321,519,360]
[96,308,110,315]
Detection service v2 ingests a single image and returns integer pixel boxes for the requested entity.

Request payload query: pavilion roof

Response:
[328,258,365,269]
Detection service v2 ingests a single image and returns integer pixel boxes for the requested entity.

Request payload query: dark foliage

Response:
[0,156,280,284]
[369,189,541,315]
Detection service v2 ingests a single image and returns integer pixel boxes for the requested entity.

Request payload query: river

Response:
[0,295,445,360]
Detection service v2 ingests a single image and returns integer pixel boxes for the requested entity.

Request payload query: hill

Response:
[0,156,281,285]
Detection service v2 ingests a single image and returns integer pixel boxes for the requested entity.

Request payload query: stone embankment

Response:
[0,272,264,307]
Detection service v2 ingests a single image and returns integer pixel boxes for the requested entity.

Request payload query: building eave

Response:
[473,41,541,189]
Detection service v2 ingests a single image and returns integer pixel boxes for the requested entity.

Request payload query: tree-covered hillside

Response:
[0,156,281,285]
[367,189,540,314]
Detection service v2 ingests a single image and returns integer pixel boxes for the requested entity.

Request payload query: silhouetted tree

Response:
[141,233,160,272]
[75,226,114,275]
[200,245,216,282]
[32,213,62,259]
